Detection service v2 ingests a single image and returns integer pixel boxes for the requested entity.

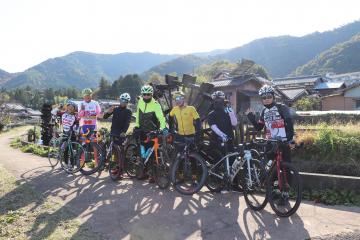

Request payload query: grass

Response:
[295,122,360,137]
[0,165,103,240]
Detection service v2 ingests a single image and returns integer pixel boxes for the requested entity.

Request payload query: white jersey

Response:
[62,113,76,132]
[78,100,101,127]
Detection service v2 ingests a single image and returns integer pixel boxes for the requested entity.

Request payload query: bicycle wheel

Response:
[154,148,171,189]
[124,143,140,178]
[108,145,123,181]
[60,142,83,174]
[48,137,60,167]
[241,159,268,211]
[267,161,302,217]
[171,152,208,195]
[79,142,104,175]
[205,162,225,193]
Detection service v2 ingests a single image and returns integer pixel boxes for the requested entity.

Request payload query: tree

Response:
[293,96,321,111]
[97,77,111,99]
[117,74,143,103]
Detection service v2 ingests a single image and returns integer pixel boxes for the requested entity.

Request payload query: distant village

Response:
[2,70,360,122]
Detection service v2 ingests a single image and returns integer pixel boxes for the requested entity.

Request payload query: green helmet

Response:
[141,85,153,95]
[81,88,93,96]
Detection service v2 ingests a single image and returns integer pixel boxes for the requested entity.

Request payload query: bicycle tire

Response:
[48,137,60,167]
[60,141,83,174]
[171,152,208,195]
[108,144,123,181]
[154,148,171,189]
[267,161,302,217]
[124,143,139,178]
[79,142,104,175]
[242,159,268,211]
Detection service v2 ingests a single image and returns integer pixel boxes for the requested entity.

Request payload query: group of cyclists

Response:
[49,82,301,217]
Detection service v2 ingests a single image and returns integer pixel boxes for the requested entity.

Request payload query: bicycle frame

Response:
[143,136,160,165]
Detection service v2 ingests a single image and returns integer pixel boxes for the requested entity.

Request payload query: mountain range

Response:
[1,20,360,89]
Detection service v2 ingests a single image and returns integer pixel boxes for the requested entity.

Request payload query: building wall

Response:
[344,86,360,98]
[322,95,357,110]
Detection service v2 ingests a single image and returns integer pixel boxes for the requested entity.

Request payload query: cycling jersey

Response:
[169,106,199,135]
[247,103,294,141]
[135,98,166,132]
[61,113,77,132]
[103,106,132,136]
[78,100,101,133]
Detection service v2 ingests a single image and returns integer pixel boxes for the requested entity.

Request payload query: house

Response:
[314,81,346,96]
[322,82,360,110]
[273,75,324,93]
[0,103,41,118]
[210,74,272,113]
[276,88,309,106]
[325,71,360,86]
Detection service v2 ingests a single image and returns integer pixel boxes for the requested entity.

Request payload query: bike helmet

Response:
[211,90,225,100]
[66,100,78,111]
[81,88,93,96]
[258,85,275,96]
[119,93,131,103]
[141,85,154,95]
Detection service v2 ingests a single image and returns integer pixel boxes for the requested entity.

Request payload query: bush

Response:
[293,96,321,111]
[302,189,360,206]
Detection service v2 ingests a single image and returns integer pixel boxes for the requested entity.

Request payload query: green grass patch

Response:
[0,166,103,240]
[302,189,360,206]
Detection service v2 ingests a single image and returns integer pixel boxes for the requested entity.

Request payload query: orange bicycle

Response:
[135,130,171,189]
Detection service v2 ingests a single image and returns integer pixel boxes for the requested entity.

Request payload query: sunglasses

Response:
[175,96,184,101]
[261,94,273,100]
[142,93,152,97]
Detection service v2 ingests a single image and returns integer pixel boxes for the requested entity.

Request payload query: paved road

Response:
[1,128,360,240]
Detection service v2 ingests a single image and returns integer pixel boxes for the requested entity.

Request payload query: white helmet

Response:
[141,85,154,95]
[258,85,275,96]
[119,93,131,103]
[211,91,225,100]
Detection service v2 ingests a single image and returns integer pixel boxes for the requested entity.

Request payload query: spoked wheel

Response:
[154,149,171,189]
[108,145,123,181]
[124,143,139,178]
[79,143,104,176]
[60,142,84,174]
[241,159,268,211]
[171,152,208,195]
[48,137,60,167]
[267,161,302,217]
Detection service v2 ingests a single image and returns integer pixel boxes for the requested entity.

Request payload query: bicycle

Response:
[58,130,84,174]
[170,136,208,195]
[134,130,171,189]
[79,129,105,176]
[105,133,129,181]
[205,140,268,210]
[253,138,302,217]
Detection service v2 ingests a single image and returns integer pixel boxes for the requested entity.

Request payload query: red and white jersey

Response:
[260,105,287,140]
[62,113,76,132]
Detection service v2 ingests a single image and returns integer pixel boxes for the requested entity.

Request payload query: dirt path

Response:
[1,128,360,240]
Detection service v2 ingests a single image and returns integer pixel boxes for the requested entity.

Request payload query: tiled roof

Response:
[278,88,308,100]
[211,75,272,88]
[273,75,321,85]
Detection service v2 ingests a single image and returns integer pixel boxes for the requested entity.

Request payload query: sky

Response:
[0,0,359,73]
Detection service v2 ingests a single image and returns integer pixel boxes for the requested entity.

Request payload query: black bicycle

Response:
[170,136,208,195]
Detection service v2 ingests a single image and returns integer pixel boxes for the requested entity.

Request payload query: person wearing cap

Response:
[169,91,201,147]
[78,88,101,134]
[103,93,132,144]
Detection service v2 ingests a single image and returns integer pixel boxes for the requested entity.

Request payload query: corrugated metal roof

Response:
[314,82,345,90]
[273,75,321,85]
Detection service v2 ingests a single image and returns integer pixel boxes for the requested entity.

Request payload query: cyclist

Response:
[103,93,132,144]
[134,85,168,180]
[169,91,201,147]
[246,85,295,163]
[61,100,79,167]
[78,88,101,135]
[208,90,237,150]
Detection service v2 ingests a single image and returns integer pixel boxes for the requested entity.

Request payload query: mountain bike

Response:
[134,130,171,189]
[253,138,302,217]
[106,134,129,181]
[170,136,208,195]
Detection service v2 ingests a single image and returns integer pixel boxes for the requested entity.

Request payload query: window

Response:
[356,99,360,109]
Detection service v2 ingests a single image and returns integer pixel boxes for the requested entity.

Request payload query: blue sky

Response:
[0,0,359,72]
